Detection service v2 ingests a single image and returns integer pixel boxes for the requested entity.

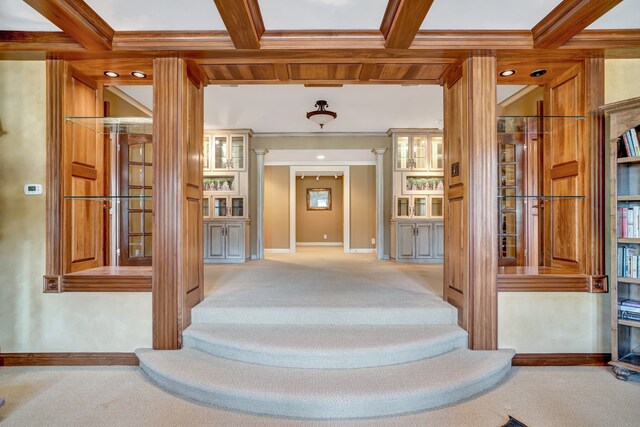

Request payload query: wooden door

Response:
[119,133,153,266]
[497,125,525,266]
[415,223,432,259]
[397,223,416,259]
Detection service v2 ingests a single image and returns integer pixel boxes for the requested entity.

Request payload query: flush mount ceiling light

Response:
[103,71,119,78]
[307,100,337,129]
[316,155,325,160]
[131,71,147,79]
[499,69,516,77]
[530,69,547,77]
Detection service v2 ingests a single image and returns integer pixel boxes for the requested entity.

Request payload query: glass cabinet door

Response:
[395,136,410,170]
[429,196,444,219]
[212,197,228,217]
[412,136,428,170]
[430,136,444,171]
[413,196,428,218]
[229,135,246,170]
[229,196,245,218]
[213,136,228,170]
[395,196,411,218]
[202,196,210,218]
[203,135,212,173]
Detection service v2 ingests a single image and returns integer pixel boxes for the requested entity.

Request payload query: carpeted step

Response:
[191,297,457,325]
[182,323,468,369]
[136,347,515,419]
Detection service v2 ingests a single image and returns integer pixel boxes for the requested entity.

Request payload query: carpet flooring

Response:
[0,365,638,426]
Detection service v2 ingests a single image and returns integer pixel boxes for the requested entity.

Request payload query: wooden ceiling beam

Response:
[532,0,622,49]
[0,31,84,51]
[23,0,114,50]
[381,0,434,49]
[212,0,264,49]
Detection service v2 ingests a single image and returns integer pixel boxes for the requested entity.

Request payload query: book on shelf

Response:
[631,128,640,156]
[617,207,640,238]
[619,125,640,158]
[619,311,640,322]
[618,246,640,278]
[620,298,640,308]
[618,304,640,315]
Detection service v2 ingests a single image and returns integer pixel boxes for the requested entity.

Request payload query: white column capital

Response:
[372,148,387,155]
[253,148,269,156]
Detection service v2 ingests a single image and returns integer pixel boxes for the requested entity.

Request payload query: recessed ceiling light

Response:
[131,71,146,79]
[103,71,119,78]
[499,69,516,77]
[316,155,325,160]
[530,69,547,77]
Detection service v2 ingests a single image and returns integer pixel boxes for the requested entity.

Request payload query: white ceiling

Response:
[2,0,636,31]
[260,0,388,30]
[0,0,60,31]
[118,84,525,133]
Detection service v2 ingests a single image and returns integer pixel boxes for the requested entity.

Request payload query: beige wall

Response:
[250,135,391,255]
[497,86,544,116]
[605,59,640,104]
[350,166,376,249]
[296,176,343,243]
[0,61,151,352]
[104,88,150,116]
[264,166,290,249]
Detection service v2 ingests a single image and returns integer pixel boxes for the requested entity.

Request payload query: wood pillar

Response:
[254,148,268,260]
[443,54,497,350]
[373,148,387,260]
[152,57,205,350]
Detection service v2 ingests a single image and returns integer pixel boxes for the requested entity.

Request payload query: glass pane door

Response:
[430,136,443,171]
[413,196,428,218]
[396,196,411,218]
[396,136,410,170]
[229,196,245,218]
[212,197,228,218]
[203,135,212,172]
[213,136,228,169]
[430,196,443,218]
[230,135,245,170]
[412,136,428,170]
[203,196,210,218]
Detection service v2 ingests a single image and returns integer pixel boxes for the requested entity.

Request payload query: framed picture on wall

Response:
[307,188,332,210]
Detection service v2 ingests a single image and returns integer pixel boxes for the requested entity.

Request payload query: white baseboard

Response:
[296,242,343,247]
[264,248,293,254]
[349,248,376,253]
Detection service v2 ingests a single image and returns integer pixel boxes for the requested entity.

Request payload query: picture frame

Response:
[307,188,332,210]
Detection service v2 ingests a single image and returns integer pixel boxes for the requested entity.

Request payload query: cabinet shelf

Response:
[617,195,640,201]
[617,156,640,164]
[65,116,152,134]
[619,319,640,328]
[618,238,640,244]
[497,195,585,199]
[618,277,640,284]
[64,195,151,200]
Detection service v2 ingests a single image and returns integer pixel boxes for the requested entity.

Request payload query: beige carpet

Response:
[1,365,639,426]
[204,247,444,297]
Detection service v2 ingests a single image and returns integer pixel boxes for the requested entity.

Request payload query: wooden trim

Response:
[413,30,532,49]
[512,353,611,366]
[60,267,152,292]
[113,31,234,51]
[498,273,590,292]
[532,0,623,49]
[601,96,640,114]
[23,0,114,50]
[0,31,84,51]
[213,0,264,49]
[549,160,579,179]
[0,353,139,366]
[381,0,434,49]
[564,29,640,49]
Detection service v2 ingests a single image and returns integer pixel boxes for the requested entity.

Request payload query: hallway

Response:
[204,246,444,298]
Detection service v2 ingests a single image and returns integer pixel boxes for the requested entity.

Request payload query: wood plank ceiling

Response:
[1,0,639,86]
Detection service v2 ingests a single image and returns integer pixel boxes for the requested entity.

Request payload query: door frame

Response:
[289,165,350,253]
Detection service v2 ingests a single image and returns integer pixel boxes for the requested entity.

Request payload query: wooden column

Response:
[152,57,205,350]
[254,148,268,260]
[372,148,387,260]
[443,54,497,350]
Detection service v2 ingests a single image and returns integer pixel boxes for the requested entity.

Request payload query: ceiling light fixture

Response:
[530,69,547,77]
[334,175,337,179]
[316,176,320,181]
[307,100,337,129]
[316,155,325,160]
[131,71,147,79]
[301,175,305,179]
[499,69,516,77]
[103,71,119,78]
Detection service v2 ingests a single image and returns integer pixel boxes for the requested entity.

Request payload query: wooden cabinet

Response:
[204,132,249,172]
[603,97,640,381]
[390,131,443,172]
[390,220,443,262]
[204,195,247,219]
[204,220,250,263]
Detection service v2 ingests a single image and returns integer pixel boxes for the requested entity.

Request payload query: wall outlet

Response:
[371,238,376,245]
[323,234,327,240]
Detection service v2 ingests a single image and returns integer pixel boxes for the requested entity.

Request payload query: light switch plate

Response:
[24,184,43,195]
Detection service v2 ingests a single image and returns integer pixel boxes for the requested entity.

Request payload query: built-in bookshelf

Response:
[604,97,640,380]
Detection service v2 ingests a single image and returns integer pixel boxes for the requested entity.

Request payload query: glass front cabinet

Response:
[391,131,443,172]
[204,131,250,172]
